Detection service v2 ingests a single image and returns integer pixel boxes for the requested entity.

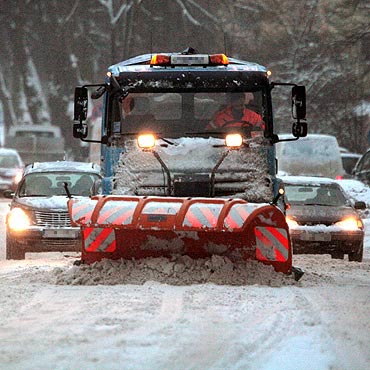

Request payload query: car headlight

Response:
[7,207,31,231]
[14,170,23,184]
[335,216,363,231]
[286,215,299,228]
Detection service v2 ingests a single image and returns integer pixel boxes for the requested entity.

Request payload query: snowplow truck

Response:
[70,48,307,274]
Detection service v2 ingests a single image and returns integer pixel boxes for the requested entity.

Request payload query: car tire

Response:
[6,237,26,260]
[331,251,344,259]
[348,243,363,262]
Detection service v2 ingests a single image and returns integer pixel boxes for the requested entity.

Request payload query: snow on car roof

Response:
[280,175,338,185]
[335,179,370,206]
[24,161,101,175]
[0,147,22,156]
[278,133,338,140]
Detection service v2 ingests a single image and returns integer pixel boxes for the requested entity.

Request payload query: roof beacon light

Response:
[209,54,229,65]
[150,54,171,66]
[171,54,209,65]
[225,133,243,148]
[137,133,156,150]
[150,53,229,66]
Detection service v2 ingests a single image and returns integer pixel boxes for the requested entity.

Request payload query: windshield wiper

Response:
[303,202,334,206]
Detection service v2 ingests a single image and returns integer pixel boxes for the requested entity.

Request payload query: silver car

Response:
[0,148,24,195]
[5,161,101,259]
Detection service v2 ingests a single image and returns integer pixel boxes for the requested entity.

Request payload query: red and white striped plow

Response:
[68,195,292,273]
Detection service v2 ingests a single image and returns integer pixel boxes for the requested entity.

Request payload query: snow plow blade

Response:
[68,195,292,274]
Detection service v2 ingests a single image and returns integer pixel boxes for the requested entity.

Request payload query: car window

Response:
[19,172,100,197]
[0,155,20,168]
[15,130,55,138]
[285,184,348,206]
[359,152,370,170]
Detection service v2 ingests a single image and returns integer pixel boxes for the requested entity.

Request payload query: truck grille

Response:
[34,211,72,227]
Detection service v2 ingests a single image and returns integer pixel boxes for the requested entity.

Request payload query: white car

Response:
[5,161,101,259]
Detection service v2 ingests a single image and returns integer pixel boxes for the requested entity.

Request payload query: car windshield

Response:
[113,91,265,138]
[284,183,348,206]
[18,172,100,197]
[0,154,20,168]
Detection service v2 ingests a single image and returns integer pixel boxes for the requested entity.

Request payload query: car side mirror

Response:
[3,189,14,199]
[74,86,88,122]
[354,201,366,210]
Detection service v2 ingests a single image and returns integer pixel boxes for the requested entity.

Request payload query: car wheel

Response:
[331,251,344,259]
[6,237,26,260]
[348,243,363,262]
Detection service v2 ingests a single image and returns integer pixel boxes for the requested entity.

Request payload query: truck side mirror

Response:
[292,85,306,120]
[74,86,88,122]
[73,123,88,139]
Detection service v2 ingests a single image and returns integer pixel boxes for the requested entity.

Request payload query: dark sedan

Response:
[283,176,365,261]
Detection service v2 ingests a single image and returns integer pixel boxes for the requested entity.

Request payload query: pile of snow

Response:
[336,179,370,205]
[53,255,296,286]
[336,179,370,218]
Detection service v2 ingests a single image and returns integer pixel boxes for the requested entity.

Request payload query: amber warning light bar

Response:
[150,53,229,66]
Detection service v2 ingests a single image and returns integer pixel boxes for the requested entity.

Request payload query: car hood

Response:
[287,204,358,224]
[0,168,20,177]
[13,196,76,212]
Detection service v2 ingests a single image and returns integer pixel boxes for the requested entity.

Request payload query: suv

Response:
[5,161,101,259]
[353,148,370,185]
[0,148,24,195]
[276,134,345,179]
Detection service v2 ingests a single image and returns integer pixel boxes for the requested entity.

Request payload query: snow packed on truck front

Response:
[103,67,275,202]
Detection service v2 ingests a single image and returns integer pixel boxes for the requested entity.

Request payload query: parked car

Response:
[276,134,345,179]
[0,147,24,196]
[4,161,101,259]
[353,148,370,185]
[283,176,365,261]
[340,151,362,177]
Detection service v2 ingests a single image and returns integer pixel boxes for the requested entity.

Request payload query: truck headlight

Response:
[335,216,363,231]
[7,208,31,231]
[137,133,156,150]
[225,133,243,148]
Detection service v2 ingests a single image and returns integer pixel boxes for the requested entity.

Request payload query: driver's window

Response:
[194,93,227,120]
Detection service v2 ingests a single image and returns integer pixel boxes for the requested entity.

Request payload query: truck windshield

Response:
[114,91,265,138]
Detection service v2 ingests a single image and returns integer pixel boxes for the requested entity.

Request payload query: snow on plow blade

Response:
[68,195,292,273]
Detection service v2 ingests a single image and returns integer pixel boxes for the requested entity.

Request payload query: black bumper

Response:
[7,228,82,253]
[290,229,364,255]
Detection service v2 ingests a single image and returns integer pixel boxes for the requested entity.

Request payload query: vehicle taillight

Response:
[335,175,343,180]
[209,54,229,65]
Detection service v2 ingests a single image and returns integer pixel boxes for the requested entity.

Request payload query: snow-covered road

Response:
[0,200,369,370]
